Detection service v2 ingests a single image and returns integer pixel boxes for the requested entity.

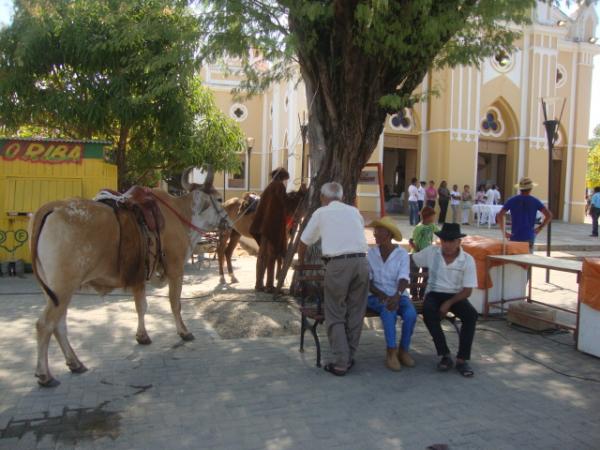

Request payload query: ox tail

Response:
[29,204,60,307]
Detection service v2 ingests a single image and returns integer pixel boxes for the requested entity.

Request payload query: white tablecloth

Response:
[472,204,503,227]
[471,204,543,227]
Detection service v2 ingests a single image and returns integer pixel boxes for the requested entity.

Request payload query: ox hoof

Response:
[67,363,87,373]
[36,375,60,388]
[180,332,195,342]
[68,363,88,374]
[136,335,152,345]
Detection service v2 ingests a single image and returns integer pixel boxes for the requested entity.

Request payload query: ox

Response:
[217,185,306,289]
[29,168,230,387]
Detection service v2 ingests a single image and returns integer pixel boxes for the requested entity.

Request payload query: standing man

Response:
[412,223,478,377]
[496,177,552,251]
[298,182,369,376]
[417,181,426,215]
[589,186,600,237]
[407,178,419,225]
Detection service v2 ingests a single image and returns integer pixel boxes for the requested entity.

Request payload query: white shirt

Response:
[450,190,461,206]
[408,184,418,202]
[301,201,368,257]
[417,186,426,202]
[367,246,410,296]
[485,188,500,205]
[411,245,477,294]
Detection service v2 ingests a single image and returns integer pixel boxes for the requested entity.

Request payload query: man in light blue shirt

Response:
[590,186,600,237]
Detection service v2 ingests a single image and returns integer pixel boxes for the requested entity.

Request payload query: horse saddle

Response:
[240,193,260,216]
[94,186,165,232]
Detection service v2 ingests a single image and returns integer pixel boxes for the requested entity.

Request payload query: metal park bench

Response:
[292,261,459,367]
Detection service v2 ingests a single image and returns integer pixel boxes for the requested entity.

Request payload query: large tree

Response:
[0,0,245,189]
[200,0,574,207]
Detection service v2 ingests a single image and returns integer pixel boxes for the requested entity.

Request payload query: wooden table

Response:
[485,254,582,333]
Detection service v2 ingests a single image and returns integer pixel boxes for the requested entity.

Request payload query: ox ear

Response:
[181,167,194,192]
[202,165,214,193]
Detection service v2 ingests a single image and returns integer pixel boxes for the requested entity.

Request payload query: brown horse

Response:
[216,193,258,284]
[217,186,307,286]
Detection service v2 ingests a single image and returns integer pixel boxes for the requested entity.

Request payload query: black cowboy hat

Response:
[434,223,466,241]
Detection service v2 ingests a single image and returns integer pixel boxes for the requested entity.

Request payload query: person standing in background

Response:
[437,180,450,224]
[407,178,419,226]
[417,181,426,218]
[425,180,437,209]
[461,185,473,225]
[450,184,461,224]
[496,177,552,252]
[589,186,600,238]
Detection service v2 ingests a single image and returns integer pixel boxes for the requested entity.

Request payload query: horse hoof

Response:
[254,286,264,292]
[136,335,152,345]
[219,277,227,284]
[180,332,195,342]
[69,364,88,374]
[36,375,60,388]
[230,276,239,284]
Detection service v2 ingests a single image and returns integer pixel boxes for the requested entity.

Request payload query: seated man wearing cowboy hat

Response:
[496,177,552,252]
[366,216,417,371]
[412,223,478,377]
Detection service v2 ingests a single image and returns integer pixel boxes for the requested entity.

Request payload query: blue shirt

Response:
[591,192,600,209]
[503,194,544,242]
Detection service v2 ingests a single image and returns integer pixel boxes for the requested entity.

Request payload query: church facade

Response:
[203,4,599,223]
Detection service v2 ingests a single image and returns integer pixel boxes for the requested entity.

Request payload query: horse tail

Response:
[29,203,60,307]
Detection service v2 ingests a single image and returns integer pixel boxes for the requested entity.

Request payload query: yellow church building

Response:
[204,3,599,223]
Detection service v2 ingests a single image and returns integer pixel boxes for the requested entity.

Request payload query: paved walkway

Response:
[1,254,599,450]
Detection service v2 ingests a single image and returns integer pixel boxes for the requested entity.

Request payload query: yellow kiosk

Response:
[0,137,116,269]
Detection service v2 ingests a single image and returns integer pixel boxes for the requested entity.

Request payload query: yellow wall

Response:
[0,157,116,264]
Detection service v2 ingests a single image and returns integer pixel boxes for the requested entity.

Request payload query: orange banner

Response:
[581,258,600,312]
[462,235,530,289]
[1,140,83,164]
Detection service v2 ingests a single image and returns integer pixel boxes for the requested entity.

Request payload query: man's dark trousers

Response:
[423,292,478,360]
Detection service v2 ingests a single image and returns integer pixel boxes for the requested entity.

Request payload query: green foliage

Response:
[200,0,536,110]
[588,124,600,188]
[0,0,244,188]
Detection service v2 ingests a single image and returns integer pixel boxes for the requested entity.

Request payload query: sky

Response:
[0,1,598,138]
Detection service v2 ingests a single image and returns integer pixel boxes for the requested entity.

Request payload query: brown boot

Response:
[397,348,415,367]
[386,348,401,371]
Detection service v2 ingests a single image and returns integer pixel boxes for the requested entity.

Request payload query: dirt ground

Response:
[169,237,305,340]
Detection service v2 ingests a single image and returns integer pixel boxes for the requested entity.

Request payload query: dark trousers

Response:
[423,292,477,360]
[438,199,449,223]
[591,207,599,236]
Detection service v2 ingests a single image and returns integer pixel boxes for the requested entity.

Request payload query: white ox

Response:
[29,168,230,387]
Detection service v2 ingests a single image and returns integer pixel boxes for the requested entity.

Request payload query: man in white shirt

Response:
[417,181,426,217]
[407,178,419,226]
[485,184,501,205]
[366,217,417,371]
[412,223,478,377]
[298,182,369,376]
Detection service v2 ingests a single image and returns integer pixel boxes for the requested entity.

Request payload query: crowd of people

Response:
[295,176,556,378]
[409,179,502,226]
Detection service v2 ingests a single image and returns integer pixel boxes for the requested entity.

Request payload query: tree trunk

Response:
[116,125,130,191]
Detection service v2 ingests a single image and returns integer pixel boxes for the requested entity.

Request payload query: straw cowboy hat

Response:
[515,177,537,191]
[367,216,403,242]
[434,223,466,241]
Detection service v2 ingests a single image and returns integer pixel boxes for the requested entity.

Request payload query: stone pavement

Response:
[1,254,600,450]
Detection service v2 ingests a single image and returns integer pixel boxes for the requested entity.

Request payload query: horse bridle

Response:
[207,192,231,231]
